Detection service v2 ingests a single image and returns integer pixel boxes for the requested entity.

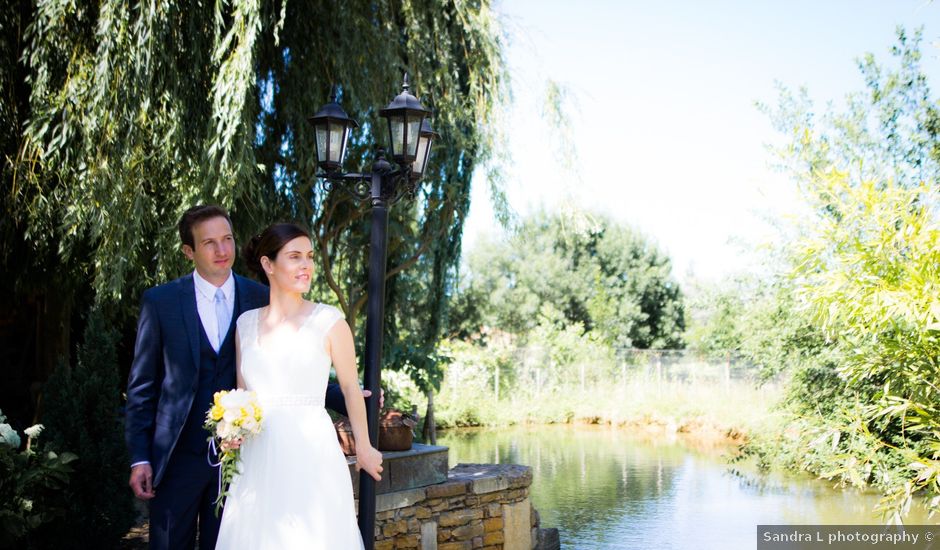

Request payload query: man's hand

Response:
[361,388,385,409]
[129,463,155,500]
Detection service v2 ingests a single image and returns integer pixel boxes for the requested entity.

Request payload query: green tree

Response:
[684,280,746,361]
[2,0,508,415]
[456,209,685,350]
[685,277,825,382]
[750,28,940,519]
[37,310,135,548]
[787,173,940,517]
[761,27,940,192]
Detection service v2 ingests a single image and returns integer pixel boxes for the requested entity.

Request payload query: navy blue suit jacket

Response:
[124,272,347,487]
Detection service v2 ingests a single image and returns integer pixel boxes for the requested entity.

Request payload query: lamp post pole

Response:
[358,155,390,547]
[309,76,437,550]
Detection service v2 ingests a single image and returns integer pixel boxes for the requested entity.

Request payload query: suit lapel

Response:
[179,274,202,371]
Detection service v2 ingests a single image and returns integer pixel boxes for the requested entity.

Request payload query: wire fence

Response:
[444,345,779,402]
[614,348,765,385]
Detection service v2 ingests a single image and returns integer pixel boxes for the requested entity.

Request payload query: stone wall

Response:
[369,463,551,550]
[120,460,559,549]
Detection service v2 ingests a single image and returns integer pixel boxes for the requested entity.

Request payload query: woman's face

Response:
[263,236,315,294]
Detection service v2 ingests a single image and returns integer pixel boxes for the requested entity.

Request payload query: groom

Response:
[125,205,355,549]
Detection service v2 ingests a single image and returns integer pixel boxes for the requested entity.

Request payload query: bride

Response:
[215,223,383,549]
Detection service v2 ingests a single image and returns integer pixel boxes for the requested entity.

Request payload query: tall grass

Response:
[382,338,784,442]
[385,359,784,440]
[438,377,782,435]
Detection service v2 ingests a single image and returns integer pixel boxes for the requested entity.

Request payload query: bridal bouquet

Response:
[204,389,263,515]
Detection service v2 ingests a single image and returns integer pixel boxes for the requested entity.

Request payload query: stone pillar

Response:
[420,521,438,550]
[501,498,531,550]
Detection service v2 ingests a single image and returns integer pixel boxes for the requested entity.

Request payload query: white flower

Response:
[222,408,239,424]
[241,416,258,434]
[219,389,255,410]
[24,424,44,439]
[217,421,238,440]
[0,423,21,448]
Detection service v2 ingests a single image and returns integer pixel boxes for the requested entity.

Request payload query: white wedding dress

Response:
[215,304,364,550]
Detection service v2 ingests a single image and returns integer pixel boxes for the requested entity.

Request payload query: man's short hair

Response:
[178,205,233,248]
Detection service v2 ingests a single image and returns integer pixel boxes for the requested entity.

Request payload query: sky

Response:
[462,0,940,282]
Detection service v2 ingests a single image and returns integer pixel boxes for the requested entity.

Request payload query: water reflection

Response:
[438,425,930,550]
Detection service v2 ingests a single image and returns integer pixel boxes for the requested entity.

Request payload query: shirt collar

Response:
[193,269,235,302]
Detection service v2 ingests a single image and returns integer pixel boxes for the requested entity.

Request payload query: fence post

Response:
[536,367,542,399]
[724,354,731,394]
[494,362,500,401]
[620,360,626,393]
[656,352,663,396]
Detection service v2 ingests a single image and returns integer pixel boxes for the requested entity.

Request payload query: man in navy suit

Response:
[125,205,355,549]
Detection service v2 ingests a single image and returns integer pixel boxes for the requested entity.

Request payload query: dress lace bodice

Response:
[236,304,345,408]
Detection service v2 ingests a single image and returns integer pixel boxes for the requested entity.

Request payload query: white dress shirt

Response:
[193,269,235,353]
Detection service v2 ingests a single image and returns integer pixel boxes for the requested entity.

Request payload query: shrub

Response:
[0,412,76,549]
[34,310,136,548]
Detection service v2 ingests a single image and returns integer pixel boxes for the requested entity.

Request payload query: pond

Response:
[437,425,929,550]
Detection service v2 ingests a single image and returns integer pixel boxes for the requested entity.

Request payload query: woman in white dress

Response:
[215,223,383,549]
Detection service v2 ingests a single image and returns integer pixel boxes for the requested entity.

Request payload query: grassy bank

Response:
[429,378,784,445]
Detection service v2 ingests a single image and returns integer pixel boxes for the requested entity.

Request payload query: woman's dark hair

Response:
[243,223,311,284]
[178,204,233,248]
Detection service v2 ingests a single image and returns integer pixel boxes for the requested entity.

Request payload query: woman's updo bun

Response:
[242,223,310,285]
[242,234,266,282]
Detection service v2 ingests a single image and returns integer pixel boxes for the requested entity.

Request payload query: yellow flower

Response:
[210,404,224,421]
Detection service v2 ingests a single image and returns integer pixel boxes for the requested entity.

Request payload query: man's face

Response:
[182,216,235,283]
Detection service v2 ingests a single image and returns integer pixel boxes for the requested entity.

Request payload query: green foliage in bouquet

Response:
[35,311,136,548]
[0,412,76,549]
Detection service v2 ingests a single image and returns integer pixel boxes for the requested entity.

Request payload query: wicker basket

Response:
[334,410,416,455]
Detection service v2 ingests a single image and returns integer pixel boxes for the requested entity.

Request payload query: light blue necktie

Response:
[214,288,231,348]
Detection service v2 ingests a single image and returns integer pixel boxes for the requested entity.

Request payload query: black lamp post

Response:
[308,74,436,550]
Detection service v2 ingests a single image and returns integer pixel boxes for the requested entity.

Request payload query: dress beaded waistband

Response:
[261,394,323,407]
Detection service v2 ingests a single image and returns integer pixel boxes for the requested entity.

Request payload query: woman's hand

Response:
[355,445,384,481]
[220,437,243,453]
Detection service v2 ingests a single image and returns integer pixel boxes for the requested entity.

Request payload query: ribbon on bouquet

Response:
[207,438,223,502]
